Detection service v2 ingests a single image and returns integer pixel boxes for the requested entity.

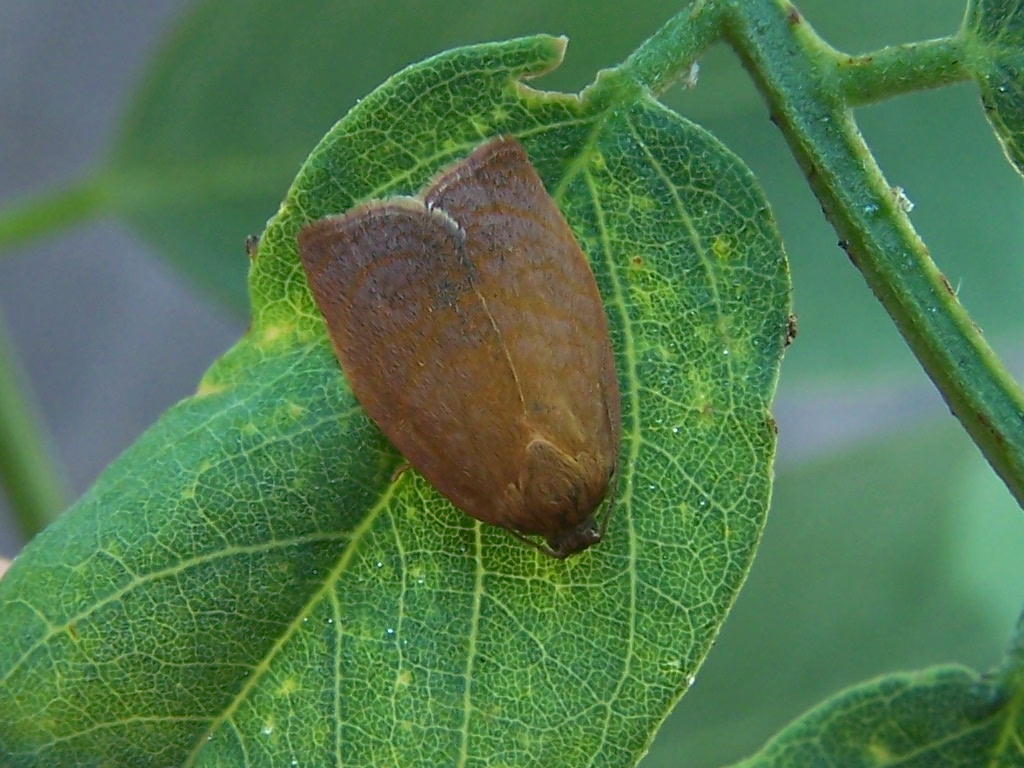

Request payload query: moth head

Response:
[543,516,603,559]
[515,438,613,557]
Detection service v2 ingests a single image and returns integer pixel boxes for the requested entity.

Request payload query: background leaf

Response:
[0,35,790,766]
[964,0,1024,177]
[728,666,1008,768]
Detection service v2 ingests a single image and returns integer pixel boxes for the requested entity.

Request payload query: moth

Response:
[298,136,620,557]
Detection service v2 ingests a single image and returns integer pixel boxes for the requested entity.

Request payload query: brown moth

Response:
[298,136,621,558]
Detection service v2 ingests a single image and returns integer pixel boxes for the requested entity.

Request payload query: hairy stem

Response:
[835,37,970,106]
[614,0,1024,507]
[723,0,1024,505]
[618,0,724,94]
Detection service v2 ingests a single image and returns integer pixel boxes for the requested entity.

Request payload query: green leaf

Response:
[963,0,1024,176]
[727,666,1010,768]
[0,35,790,766]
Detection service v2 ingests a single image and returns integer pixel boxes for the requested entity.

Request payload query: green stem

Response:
[616,0,1024,508]
[719,0,1024,506]
[617,0,724,95]
[0,177,109,255]
[0,311,66,538]
[834,37,970,106]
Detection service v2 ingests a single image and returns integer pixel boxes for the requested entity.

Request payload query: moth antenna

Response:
[503,527,565,560]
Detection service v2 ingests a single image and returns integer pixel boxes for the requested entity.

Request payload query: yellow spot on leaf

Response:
[867,741,895,762]
[698,399,715,423]
[712,234,734,259]
[634,195,656,211]
[260,324,290,345]
[195,380,226,397]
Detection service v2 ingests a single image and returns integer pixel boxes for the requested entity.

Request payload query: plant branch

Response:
[615,0,1024,508]
[617,0,724,95]
[0,312,66,539]
[834,37,970,106]
[719,0,1024,506]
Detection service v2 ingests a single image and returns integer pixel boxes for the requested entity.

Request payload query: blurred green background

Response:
[1,1,1022,766]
